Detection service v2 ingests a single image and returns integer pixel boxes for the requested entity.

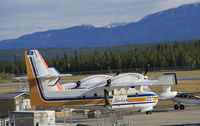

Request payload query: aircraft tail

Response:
[25,50,63,92]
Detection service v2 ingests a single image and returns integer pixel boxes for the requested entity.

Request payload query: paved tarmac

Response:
[0,83,29,90]
[124,107,200,126]
[1,83,200,126]
[55,107,200,126]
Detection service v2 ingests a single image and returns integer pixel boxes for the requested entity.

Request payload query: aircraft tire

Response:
[146,111,152,114]
[180,104,185,110]
[174,104,179,110]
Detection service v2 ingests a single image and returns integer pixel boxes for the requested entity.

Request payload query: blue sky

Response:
[0,0,200,41]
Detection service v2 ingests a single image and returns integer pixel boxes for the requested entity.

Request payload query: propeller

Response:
[75,81,81,88]
[105,79,111,87]
[136,64,150,79]
[116,72,120,75]
[144,64,150,76]
[108,66,120,76]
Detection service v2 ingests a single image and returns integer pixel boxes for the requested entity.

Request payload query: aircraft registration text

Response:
[112,95,128,104]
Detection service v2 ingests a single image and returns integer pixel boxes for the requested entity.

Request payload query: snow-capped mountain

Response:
[0,2,200,49]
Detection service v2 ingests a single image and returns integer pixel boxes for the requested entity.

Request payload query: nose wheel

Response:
[146,111,152,114]
[174,104,185,110]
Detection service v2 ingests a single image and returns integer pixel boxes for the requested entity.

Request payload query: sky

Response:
[0,0,200,41]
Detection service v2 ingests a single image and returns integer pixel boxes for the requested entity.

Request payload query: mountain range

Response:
[0,3,200,49]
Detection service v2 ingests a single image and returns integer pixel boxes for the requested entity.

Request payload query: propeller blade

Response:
[116,72,120,75]
[144,64,150,76]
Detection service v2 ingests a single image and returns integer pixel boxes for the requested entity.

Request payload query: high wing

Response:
[77,73,177,89]
[61,75,112,89]
[70,73,177,100]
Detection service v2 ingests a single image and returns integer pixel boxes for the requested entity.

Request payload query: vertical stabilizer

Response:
[27,50,49,77]
[25,50,63,92]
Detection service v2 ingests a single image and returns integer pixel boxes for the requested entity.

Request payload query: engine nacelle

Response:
[158,91,177,99]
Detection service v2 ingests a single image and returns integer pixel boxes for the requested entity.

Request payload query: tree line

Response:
[0,40,200,75]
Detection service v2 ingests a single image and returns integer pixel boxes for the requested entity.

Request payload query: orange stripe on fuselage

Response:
[128,96,158,103]
[153,97,158,101]
[29,95,157,106]
[128,97,146,103]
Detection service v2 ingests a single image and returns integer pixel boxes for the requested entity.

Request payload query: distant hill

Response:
[0,3,200,49]
[0,42,156,61]
[0,39,198,61]
[1,39,200,75]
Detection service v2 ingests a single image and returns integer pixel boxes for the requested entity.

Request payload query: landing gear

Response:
[104,89,112,110]
[146,111,152,114]
[174,104,179,110]
[174,104,185,110]
[180,104,185,110]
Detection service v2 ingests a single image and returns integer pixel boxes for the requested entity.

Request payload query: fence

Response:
[56,109,136,126]
[0,116,8,126]
[4,110,136,126]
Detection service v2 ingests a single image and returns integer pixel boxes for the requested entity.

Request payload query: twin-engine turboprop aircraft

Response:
[25,50,178,113]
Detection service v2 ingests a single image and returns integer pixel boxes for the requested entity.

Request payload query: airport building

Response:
[0,92,31,116]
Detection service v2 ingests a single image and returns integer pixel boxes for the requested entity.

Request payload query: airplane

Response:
[11,76,28,82]
[25,50,178,114]
[172,92,200,110]
[171,76,200,110]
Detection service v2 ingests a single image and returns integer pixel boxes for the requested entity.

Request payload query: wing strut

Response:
[104,89,112,109]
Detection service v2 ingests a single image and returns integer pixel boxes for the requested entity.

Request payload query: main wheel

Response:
[180,104,185,110]
[174,104,179,110]
[146,111,152,114]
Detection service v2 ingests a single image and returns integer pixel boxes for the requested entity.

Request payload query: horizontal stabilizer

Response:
[37,67,72,78]
[48,67,60,76]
